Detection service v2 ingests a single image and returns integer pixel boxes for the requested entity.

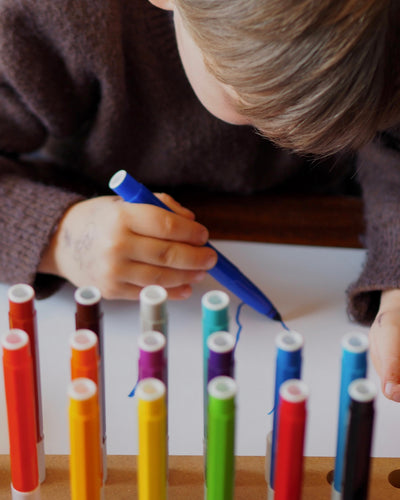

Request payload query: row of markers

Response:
[1,283,376,499]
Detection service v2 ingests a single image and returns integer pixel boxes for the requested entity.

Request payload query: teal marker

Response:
[202,290,230,440]
[206,376,236,500]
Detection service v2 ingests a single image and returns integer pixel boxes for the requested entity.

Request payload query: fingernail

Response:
[200,228,209,244]
[384,382,400,402]
[206,253,217,269]
[193,271,206,282]
[180,286,192,299]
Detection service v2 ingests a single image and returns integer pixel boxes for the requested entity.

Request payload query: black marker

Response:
[342,378,376,500]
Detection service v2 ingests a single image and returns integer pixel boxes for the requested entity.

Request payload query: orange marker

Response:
[70,328,108,485]
[68,378,102,500]
[70,329,100,383]
[8,283,45,483]
[2,329,40,499]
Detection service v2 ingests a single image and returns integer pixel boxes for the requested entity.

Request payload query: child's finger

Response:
[154,192,195,219]
[370,310,400,402]
[120,234,217,271]
[120,261,207,289]
[124,202,209,245]
[98,281,193,301]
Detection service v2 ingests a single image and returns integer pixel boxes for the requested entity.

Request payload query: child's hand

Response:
[38,194,218,300]
[369,289,400,402]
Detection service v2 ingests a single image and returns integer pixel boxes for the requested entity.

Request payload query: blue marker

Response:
[332,332,369,500]
[108,170,283,321]
[269,329,303,492]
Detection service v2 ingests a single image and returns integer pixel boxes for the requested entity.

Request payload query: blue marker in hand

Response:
[109,170,283,321]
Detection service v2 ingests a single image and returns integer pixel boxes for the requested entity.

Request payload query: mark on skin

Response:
[377,310,400,327]
[63,228,72,248]
[72,223,96,269]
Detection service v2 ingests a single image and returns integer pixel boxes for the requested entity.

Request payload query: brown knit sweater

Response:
[0,0,399,325]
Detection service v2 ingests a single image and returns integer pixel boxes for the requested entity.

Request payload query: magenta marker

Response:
[138,331,167,385]
[207,331,236,384]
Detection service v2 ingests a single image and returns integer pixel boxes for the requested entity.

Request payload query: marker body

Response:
[342,379,376,500]
[140,285,168,336]
[2,329,40,498]
[74,286,107,482]
[333,332,368,497]
[270,330,303,489]
[138,331,167,385]
[206,376,236,500]
[69,378,102,500]
[8,284,45,483]
[207,331,235,383]
[274,379,308,500]
[70,329,100,383]
[137,378,167,500]
[109,170,282,319]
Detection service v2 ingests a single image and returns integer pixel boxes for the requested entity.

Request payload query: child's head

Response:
[151,0,399,155]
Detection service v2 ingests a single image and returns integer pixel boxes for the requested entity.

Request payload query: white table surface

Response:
[0,241,398,458]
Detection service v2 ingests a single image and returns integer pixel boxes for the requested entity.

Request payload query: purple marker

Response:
[207,331,236,383]
[138,331,167,386]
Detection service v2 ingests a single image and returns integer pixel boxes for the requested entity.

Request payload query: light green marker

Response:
[206,376,236,500]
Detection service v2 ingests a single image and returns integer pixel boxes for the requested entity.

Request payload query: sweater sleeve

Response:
[347,125,400,325]
[0,2,100,296]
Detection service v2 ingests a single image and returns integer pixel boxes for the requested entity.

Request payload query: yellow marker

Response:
[137,378,167,500]
[68,378,102,500]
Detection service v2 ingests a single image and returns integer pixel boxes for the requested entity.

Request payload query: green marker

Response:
[206,376,236,500]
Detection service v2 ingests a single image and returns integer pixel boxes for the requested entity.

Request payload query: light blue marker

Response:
[269,330,303,492]
[332,331,369,500]
[202,290,230,439]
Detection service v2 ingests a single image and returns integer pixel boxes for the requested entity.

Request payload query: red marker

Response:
[8,283,45,483]
[2,329,40,499]
[274,379,309,500]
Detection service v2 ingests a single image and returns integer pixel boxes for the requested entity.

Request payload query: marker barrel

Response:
[70,329,100,382]
[69,378,102,500]
[74,286,107,482]
[207,331,235,383]
[2,329,40,497]
[274,379,309,500]
[74,286,103,344]
[270,330,303,489]
[333,332,369,496]
[206,376,236,500]
[140,285,168,336]
[138,331,167,384]
[8,284,45,483]
[137,378,167,500]
[342,379,376,500]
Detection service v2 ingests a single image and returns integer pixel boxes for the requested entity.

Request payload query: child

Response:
[0,0,399,401]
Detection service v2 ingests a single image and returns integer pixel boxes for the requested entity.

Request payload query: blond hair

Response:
[175,0,399,155]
